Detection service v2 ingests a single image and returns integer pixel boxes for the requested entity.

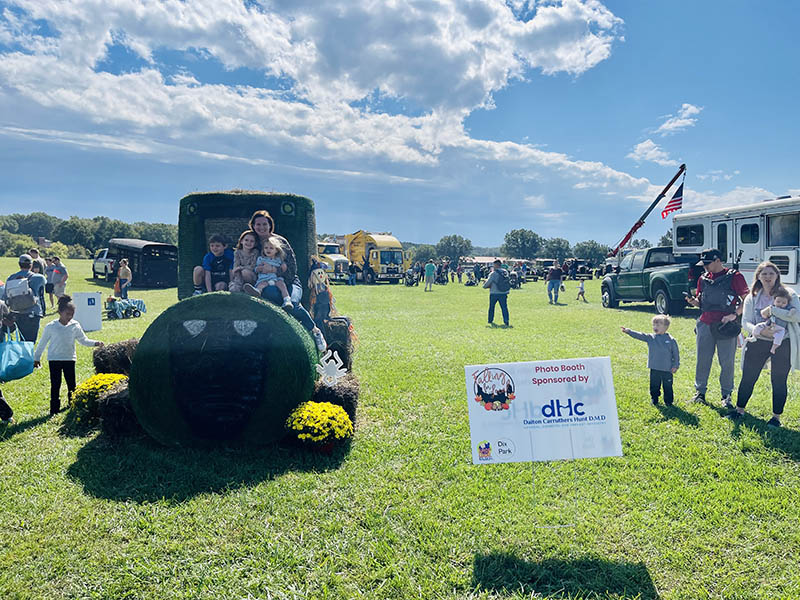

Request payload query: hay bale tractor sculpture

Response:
[127,191,354,447]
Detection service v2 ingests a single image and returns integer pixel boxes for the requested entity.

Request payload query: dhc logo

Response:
[541,398,585,418]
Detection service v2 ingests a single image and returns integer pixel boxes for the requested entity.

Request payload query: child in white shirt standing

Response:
[576,279,587,303]
[34,295,104,415]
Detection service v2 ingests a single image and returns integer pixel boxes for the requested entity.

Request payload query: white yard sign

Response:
[465,357,622,464]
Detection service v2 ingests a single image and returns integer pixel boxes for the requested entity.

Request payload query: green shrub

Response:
[285,401,353,447]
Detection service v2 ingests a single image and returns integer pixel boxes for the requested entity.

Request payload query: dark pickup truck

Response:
[601,246,703,315]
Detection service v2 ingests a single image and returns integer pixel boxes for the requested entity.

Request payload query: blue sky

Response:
[0,0,797,248]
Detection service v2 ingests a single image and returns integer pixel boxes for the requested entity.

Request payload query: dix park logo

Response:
[471,367,515,412]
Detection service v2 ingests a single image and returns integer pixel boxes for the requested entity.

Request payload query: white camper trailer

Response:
[672,195,800,292]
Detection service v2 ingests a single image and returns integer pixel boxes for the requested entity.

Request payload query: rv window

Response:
[740,224,759,244]
[676,225,704,247]
[768,214,799,247]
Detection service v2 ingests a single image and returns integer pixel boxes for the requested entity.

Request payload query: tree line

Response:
[0,212,178,258]
[403,229,657,265]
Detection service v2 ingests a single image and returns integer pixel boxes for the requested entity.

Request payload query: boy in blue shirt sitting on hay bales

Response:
[193,234,234,295]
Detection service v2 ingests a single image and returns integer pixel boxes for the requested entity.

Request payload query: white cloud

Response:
[0,1,655,204]
[523,194,546,208]
[696,169,738,183]
[626,139,678,167]
[685,186,776,212]
[656,103,702,135]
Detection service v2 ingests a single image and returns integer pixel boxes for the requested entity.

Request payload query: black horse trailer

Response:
[96,238,178,288]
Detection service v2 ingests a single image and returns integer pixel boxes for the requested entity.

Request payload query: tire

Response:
[601,284,618,309]
[92,269,98,280]
[365,271,376,285]
[653,287,685,315]
[107,311,117,320]
[105,268,114,283]
[133,309,141,317]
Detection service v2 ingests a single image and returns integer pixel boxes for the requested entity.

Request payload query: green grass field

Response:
[2,258,799,599]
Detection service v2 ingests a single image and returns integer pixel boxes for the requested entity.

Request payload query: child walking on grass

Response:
[576,279,587,302]
[621,315,680,406]
[34,295,104,415]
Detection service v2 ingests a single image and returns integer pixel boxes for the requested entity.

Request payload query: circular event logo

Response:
[472,367,515,411]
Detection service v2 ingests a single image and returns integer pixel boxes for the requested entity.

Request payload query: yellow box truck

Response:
[343,230,408,284]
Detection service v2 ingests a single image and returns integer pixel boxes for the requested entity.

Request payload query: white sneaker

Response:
[312,329,327,352]
[243,284,260,297]
[282,298,293,311]
[192,289,203,296]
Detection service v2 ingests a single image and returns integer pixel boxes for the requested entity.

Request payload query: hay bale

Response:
[177,191,316,303]
[98,380,142,438]
[129,292,317,446]
[93,338,139,375]
[312,374,359,424]
[324,316,355,371]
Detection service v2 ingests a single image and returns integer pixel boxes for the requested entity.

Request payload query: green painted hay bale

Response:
[177,191,316,302]
[129,292,317,446]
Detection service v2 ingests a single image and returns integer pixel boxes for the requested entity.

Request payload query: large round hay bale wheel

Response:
[129,292,317,446]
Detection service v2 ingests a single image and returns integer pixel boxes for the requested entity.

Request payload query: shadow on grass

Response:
[66,433,351,503]
[472,552,659,600]
[0,414,52,443]
[716,406,800,461]
[613,304,701,319]
[655,403,699,427]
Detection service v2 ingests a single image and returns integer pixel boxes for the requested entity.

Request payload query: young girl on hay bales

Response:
[244,236,293,310]
[34,295,104,415]
[229,230,260,293]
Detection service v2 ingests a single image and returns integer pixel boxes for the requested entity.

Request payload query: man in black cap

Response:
[2,254,47,343]
[685,248,749,407]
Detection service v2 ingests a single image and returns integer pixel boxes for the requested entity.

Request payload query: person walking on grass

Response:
[424,259,435,292]
[33,295,104,416]
[685,248,749,407]
[576,279,587,302]
[2,254,46,343]
[0,299,16,424]
[622,315,680,406]
[546,263,564,304]
[728,261,800,427]
[483,259,511,328]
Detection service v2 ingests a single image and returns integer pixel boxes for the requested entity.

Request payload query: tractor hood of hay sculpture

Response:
[129,292,317,446]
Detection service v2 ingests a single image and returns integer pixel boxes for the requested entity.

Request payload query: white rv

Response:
[672,195,800,292]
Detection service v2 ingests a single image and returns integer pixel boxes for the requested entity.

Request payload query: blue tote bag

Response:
[0,328,35,383]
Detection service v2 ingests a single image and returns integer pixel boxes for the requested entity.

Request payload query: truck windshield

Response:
[380,250,403,265]
[319,244,340,254]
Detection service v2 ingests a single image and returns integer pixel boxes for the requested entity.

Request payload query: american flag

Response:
[661,183,683,219]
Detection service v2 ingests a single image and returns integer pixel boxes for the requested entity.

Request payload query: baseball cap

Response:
[18,253,33,266]
[696,249,723,266]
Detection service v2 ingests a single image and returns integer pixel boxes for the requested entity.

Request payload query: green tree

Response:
[54,216,97,249]
[0,230,37,257]
[11,212,62,239]
[93,216,136,249]
[659,229,673,246]
[0,216,19,233]
[539,237,572,262]
[500,229,542,260]
[411,244,437,264]
[572,240,612,264]
[435,235,473,262]
[134,222,178,245]
[630,238,652,249]
[46,242,70,259]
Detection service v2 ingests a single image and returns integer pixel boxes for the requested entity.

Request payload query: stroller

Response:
[464,272,478,287]
[404,269,419,286]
